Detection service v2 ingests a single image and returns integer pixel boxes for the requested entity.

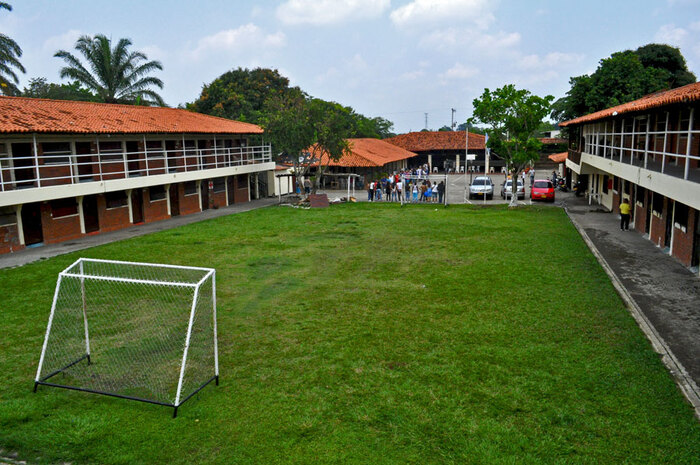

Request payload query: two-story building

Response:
[560,82,700,273]
[0,96,274,254]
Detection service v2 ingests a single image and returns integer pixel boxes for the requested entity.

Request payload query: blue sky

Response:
[2,0,700,133]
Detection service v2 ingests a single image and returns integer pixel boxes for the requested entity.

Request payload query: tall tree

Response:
[0,2,25,95]
[470,85,553,206]
[552,43,696,122]
[54,34,165,105]
[263,90,353,195]
[189,67,292,124]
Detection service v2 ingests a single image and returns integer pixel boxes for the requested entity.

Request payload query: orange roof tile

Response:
[310,138,417,168]
[548,152,568,163]
[538,137,567,144]
[0,96,263,135]
[560,82,700,127]
[385,131,485,152]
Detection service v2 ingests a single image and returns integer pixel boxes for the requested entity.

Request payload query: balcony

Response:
[0,144,272,192]
[581,143,700,184]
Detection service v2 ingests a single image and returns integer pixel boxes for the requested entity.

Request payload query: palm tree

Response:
[55,34,165,106]
[0,2,26,95]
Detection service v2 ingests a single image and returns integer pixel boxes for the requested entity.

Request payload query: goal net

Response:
[34,258,218,417]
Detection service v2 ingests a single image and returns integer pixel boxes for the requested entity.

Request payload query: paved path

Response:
[0,197,278,270]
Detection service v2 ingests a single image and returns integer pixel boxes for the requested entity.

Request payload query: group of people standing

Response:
[367,172,445,204]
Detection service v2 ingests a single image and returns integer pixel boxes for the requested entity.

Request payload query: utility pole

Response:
[424,113,428,130]
[451,108,456,130]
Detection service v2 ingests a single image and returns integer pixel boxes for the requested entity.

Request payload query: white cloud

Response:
[420,27,520,52]
[441,62,479,80]
[42,29,83,53]
[190,24,286,59]
[277,0,390,25]
[655,24,688,44]
[390,0,496,29]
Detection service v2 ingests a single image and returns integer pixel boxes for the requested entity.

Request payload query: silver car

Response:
[501,179,525,200]
[469,176,494,200]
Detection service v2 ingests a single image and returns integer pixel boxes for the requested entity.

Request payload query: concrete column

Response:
[126,190,134,223]
[16,205,25,245]
[77,196,86,234]
[165,184,172,216]
[428,154,433,172]
[455,155,460,172]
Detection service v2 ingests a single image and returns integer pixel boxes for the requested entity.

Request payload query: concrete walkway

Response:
[562,193,700,418]
[0,197,278,270]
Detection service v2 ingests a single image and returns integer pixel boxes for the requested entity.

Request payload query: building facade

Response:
[561,82,700,273]
[0,97,274,254]
[384,131,492,173]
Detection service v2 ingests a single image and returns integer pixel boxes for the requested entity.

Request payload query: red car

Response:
[530,179,555,202]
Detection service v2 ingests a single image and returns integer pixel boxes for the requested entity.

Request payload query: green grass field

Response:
[1,203,698,464]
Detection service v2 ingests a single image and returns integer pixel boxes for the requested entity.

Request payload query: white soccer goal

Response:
[34,258,218,417]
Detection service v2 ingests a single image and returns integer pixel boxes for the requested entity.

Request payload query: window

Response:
[99,141,124,161]
[624,180,631,195]
[0,143,8,168]
[184,181,197,196]
[675,203,689,229]
[42,142,72,165]
[105,191,128,209]
[652,193,664,215]
[237,174,247,188]
[602,175,609,194]
[0,206,17,226]
[146,141,164,159]
[149,185,166,201]
[637,186,646,202]
[50,198,78,218]
[212,177,226,193]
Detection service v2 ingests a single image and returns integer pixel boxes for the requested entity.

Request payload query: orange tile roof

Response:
[548,152,568,163]
[0,96,263,134]
[560,81,700,127]
[310,138,417,168]
[538,137,567,144]
[385,131,485,152]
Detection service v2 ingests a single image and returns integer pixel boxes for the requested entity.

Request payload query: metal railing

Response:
[0,144,272,192]
[579,108,699,183]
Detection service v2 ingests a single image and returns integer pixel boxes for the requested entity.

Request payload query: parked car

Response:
[530,179,555,202]
[469,176,494,200]
[501,179,525,200]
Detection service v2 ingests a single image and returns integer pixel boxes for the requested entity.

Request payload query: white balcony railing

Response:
[0,144,272,192]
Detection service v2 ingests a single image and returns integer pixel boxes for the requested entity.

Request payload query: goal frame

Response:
[33,258,219,418]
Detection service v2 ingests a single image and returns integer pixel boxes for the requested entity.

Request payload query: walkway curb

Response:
[564,206,700,420]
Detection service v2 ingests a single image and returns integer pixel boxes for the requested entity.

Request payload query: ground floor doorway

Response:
[21,202,43,246]
[83,195,99,233]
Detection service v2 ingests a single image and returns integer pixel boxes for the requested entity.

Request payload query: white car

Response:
[469,176,494,200]
[501,179,525,200]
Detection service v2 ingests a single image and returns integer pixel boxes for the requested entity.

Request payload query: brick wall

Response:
[211,191,227,208]
[233,174,249,204]
[0,224,23,253]
[42,203,82,244]
[671,206,697,267]
[649,198,667,248]
[180,188,201,215]
[99,194,131,233]
[143,189,169,223]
